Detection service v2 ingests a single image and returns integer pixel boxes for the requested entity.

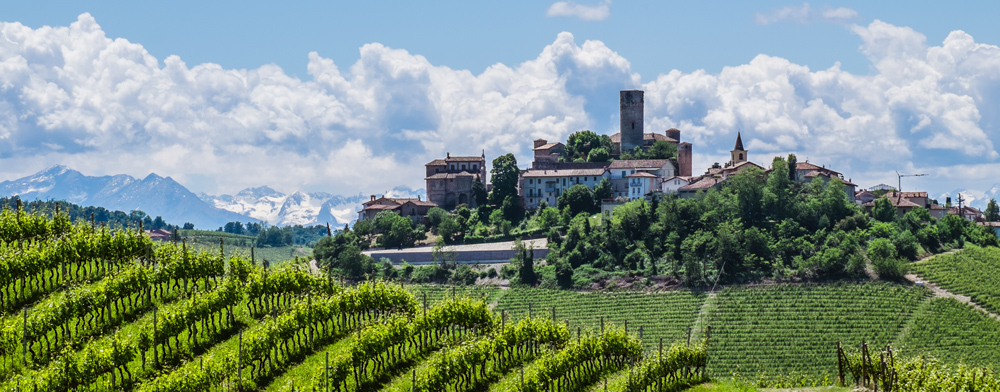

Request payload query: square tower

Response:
[619,90,644,152]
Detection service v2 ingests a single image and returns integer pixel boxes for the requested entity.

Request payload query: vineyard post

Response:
[861,341,868,388]
[15,198,21,223]
[112,339,117,390]
[91,212,95,230]
[452,285,455,299]
[600,316,604,334]
[238,330,243,392]
[325,352,330,392]
[520,367,524,388]
[578,327,581,340]
[423,293,428,321]
[551,306,555,321]
[529,303,532,319]
[411,369,415,392]
[153,307,158,366]
[501,309,505,330]
[639,325,643,340]
[625,320,628,335]
[687,327,691,345]
[659,337,663,357]
[251,247,255,265]
[22,308,27,367]
[837,341,844,386]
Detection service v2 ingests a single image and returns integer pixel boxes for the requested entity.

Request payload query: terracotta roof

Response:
[626,172,659,178]
[399,199,438,207]
[863,195,921,208]
[425,159,447,166]
[885,191,927,199]
[522,168,608,178]
[949,206,982,215]
[609,132,678,144]
[533,142,563,151]
[794,162,843,176]
[663,176,696,183]
[425,172,478,180]
[679,176,725,191]
[446,156,485,162]
[929,204,947,210]
[609,159,672,169]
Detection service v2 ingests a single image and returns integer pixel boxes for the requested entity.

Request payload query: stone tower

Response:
[678,142,693,176]
[620,90,644,153]
[730,132,747,165]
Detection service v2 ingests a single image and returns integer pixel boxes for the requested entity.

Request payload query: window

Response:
[473,164,478,171]
[450,164,456,170]
[461,164,466,170]
[562,178,566,186]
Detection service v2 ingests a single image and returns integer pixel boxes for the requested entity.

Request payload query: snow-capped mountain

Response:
[199,186,425,227]
[938,183,1000,210]
[0,165,252,229]
[1,165,426,228]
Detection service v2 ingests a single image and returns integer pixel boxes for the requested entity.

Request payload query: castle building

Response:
[608,90,693,177]
[424,152,487,209]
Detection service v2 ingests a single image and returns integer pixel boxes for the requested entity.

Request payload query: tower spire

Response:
[734,132,744,151]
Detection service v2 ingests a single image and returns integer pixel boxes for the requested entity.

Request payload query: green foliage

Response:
[705,283,930,380]
[472,178,488,207]
[912,246,1000,314]
[898,297,1000,368]
[563,130,613,162]
[868,237,907,280]
[872,196,897,222]
[987,198,1000,222]
[489,153,520,205]
[557,184,596,216]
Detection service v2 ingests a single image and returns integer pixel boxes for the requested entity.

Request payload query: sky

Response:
[1,0,999,200]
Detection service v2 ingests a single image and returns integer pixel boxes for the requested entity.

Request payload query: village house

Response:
[520,168,610,209]
[358,195,438,222]
[608,159,675,199]
[425,152,487,209]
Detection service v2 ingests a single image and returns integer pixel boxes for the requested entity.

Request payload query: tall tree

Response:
[872,197,897,223]
[472,178,488,207]
[986,198,1000,222]
[787,153,798,183]
[565,130,602,161]
[489,153,520,206]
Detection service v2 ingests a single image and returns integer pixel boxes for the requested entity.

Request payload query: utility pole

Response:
[896,171,928,193]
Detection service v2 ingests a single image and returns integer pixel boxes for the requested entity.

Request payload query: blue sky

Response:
[2,1,999,202]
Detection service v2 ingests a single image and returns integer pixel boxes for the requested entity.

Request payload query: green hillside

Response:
[3,209,1000,391]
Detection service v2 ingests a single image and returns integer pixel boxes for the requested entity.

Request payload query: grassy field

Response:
[911,245,1000,314]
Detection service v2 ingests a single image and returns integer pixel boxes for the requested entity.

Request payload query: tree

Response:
[593,178,613,204]
[648,140,677,160]
[472,179,488,207]
[558,184,596,217]
[182,222,195,230]
[726,166,766,227]
[986,198,999,222]
[872,197,896,223]
[565,130,603,161]
[437,215,462,244]
[490,154,520,206]
[511,239,536,285]
[787,153,798,183]
[587,147,610,162]
[426,207,448,228]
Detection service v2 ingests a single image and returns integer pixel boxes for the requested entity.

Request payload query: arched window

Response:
[739,153,744,160]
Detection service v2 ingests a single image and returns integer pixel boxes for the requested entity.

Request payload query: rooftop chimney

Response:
[534,139,547,148]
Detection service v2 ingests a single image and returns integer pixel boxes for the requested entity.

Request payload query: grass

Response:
[911,245,1000,314]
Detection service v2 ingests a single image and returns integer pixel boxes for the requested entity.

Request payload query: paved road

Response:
[364,238,549,265]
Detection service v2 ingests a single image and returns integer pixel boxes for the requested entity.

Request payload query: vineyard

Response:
[3,208,1000,391]
[911,245,1000,314]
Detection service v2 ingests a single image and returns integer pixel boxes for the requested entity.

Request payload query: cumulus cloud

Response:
[755,3,860,25]
[546,0,611,21]
[1,14,999,198]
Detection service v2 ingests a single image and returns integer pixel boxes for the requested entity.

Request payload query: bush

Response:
[451,264,478,285]
[868,238,907,280]
[892,229,921,260]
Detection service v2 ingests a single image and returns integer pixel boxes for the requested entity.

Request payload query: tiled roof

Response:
[626,172,659,178]
[609,159,672,169]
[886,191,927,199]
[679,176,725,191]
[447,156,485,162]
[609,132,678,143]
[533,142,563,150]
[663,175,696,183]
[522,168,608,178]
[425,172,478,180]
[425,159,447,166]
[863,195,921,208]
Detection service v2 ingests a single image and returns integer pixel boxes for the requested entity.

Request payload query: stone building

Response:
[608,90,693,177]
[425,153,487,210]
[358,195,437,222]
[520,168,611,209]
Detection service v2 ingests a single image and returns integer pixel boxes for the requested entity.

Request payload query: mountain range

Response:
[0,166,424,229]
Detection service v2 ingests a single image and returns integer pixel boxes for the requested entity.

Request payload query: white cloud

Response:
[1,14,999,199]
[546,0,611,21]
[755,3,860,25]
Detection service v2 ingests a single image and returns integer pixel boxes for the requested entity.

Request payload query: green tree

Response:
[587,147,610,162]
[558,184,596,217]
[648,140,677,160]
[787,153,798,182]
[426,207,448,228]
[472,178,488,207]
[489,153,520,205]
[593,178,613,204]
[872,197,897,223]
[511,239,536,285]
[565,130,603,161]
[986,198,1000,222]
[726,166,766,227]
[437,214,462,244]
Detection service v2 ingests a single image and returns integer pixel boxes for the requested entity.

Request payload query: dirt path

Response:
[904,250,1000,321]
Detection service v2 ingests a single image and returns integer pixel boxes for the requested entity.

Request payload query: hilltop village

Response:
[360,90,990,226]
